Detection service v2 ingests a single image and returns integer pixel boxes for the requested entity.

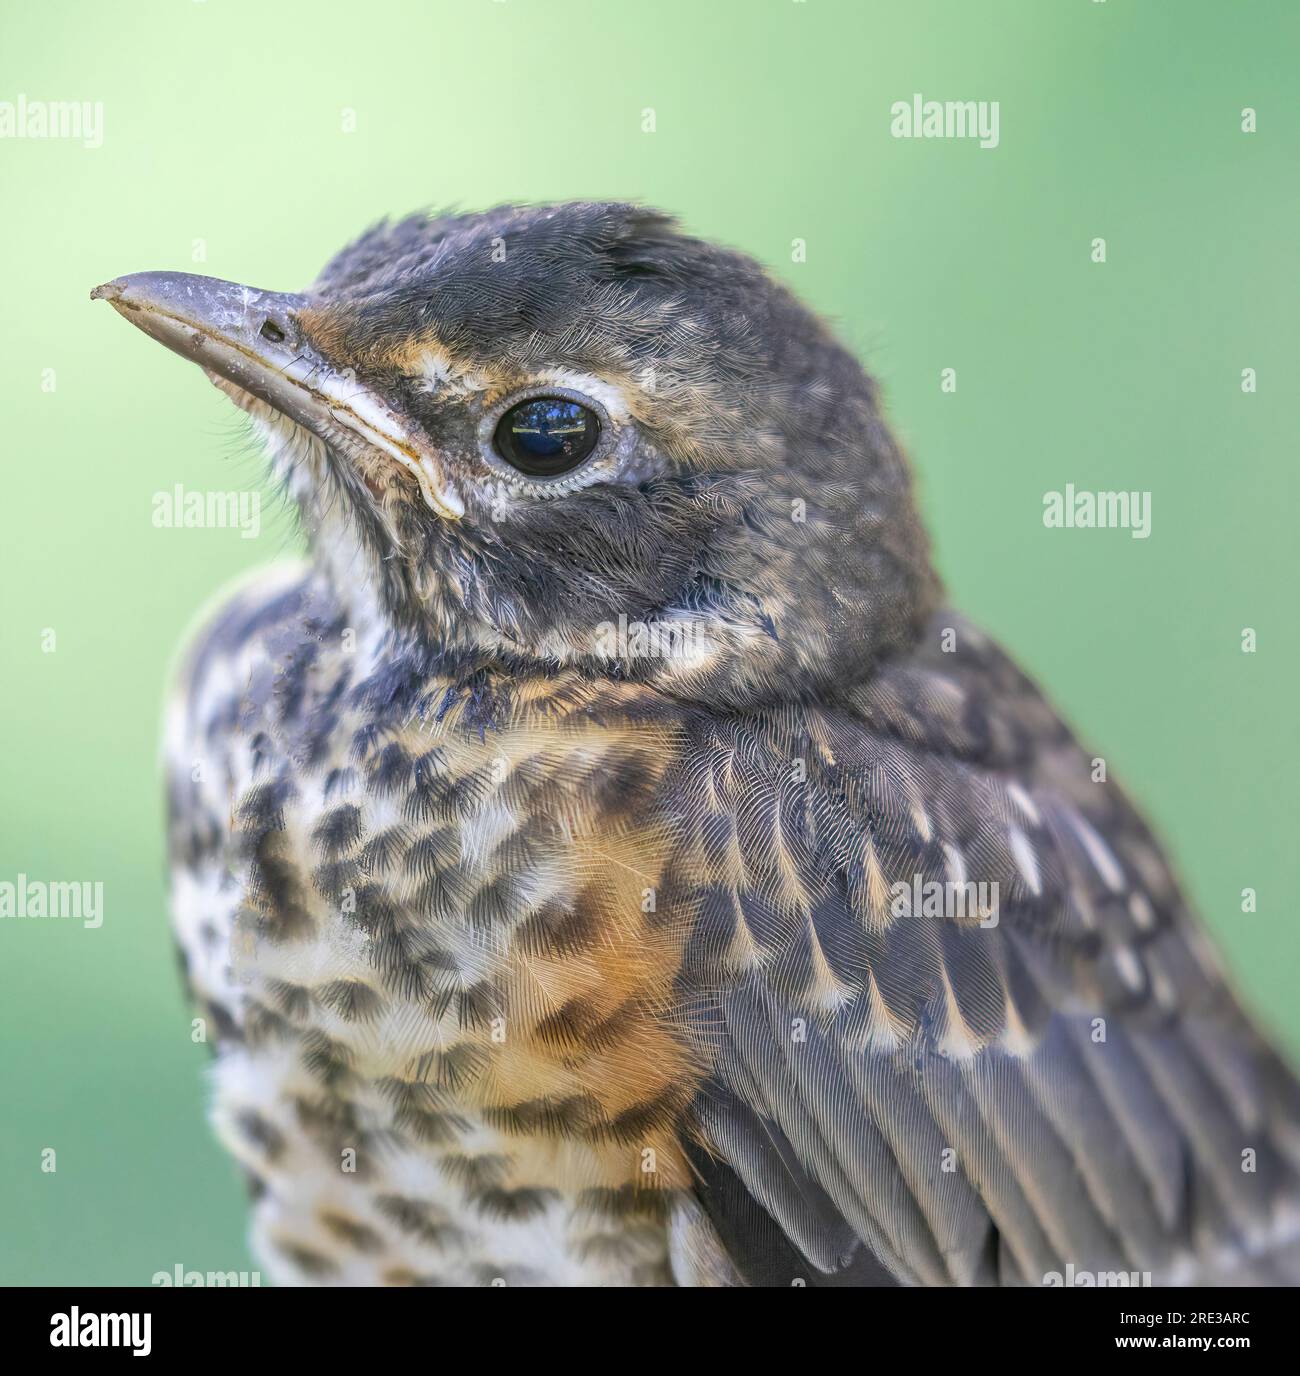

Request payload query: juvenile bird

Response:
[93,203,1300,1286]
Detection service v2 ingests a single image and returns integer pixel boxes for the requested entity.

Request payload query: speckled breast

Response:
[165,569,699,1285]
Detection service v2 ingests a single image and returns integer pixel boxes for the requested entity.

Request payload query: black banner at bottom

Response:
[0,1283,1288,1361]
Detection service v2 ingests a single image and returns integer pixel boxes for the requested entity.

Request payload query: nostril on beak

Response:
[259,319,287,344]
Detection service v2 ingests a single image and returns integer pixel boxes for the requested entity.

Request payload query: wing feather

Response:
[672,614,1300,1285]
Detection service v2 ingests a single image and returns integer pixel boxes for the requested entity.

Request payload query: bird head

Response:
[93,203,939,707]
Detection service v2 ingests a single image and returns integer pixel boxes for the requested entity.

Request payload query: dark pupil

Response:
[496,398,598,476]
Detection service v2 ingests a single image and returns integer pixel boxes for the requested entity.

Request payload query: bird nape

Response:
[93,203,1300,1287]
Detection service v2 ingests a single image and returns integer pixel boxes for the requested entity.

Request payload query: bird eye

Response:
[493,397,600,477]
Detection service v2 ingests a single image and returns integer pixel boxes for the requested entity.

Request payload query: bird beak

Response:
[91,270,463,520]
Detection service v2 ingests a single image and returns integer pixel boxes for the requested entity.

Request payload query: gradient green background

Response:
[1,0,1296,1285]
